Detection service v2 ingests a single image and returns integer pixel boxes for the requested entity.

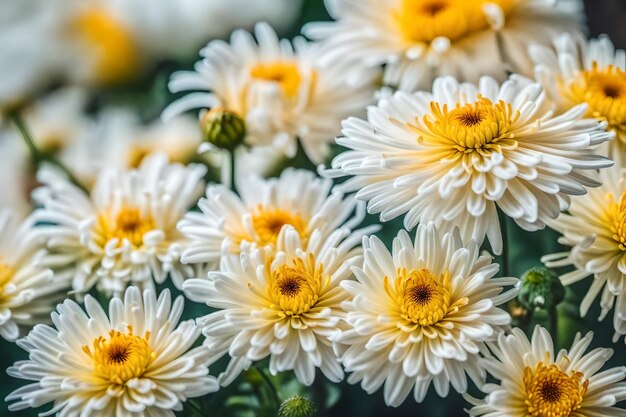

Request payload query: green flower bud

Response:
[201,108,245,151]
[518,267,565,310]
[278,395,316,417]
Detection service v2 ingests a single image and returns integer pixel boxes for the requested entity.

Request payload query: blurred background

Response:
[0,0,624,416]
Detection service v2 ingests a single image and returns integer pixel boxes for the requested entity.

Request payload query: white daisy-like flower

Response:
[182,225,366,386]
[6,287,219,417]
[0,210,70,341]
[326,75,614,254]
[33,154,207,296]
[164,22,377,164]
[542,157,626,343]
[531,33,626,158]
[338,223,518,407]
[467,326,626,416]
[303,0,583,92]
[178,168,367,265]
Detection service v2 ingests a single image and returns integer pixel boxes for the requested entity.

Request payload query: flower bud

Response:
[518,267,565,310]
[200,108,245,151]
[278,395,316,417]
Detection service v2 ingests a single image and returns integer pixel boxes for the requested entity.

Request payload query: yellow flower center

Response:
[83,326,155,385]
[97,206,156,248]
[250,205,308,247]
[0,262,14,301]
[607,190,626,251]
[250,61,303,98]
[562,63,626,137]
[266,255,329,317]
[523,362,588,417]
[72,8,140,84]
[394,0,517,44]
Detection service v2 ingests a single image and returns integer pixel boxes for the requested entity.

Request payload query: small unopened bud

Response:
[518,267,565,310]
[200,108,245,151]
[278,395,316,417]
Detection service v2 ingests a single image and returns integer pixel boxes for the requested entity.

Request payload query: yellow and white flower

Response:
[183,225,366,386]
[33,154,207,296]
[164,22,378,164]
[338,223,518,406]
[467,326,626,416]
[179,168,368,265]
[531,33,626,158]
[6,287,219,417]
[0,210,70,341]
[543,157,626,343]
[326,75,614,255]
[304,0,583,92]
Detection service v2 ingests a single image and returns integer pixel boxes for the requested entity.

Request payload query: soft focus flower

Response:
[164,22,378,164]
[542,157,626,343]
[6,287,219,417]
[178,168,368,265]
[531,33,626,158]
[0,210,70,341]
[517,266,565,310]
[338,223,519,406]
[183,225,366,386]
[326,75,614,254]
[34,154,207,296]
[467,326,626,416]
[304,0,583,92]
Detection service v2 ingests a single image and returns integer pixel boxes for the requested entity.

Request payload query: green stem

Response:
[228,149,237,193]
[256,368,280,409]
[498,209,511,277]
[187,399,206,417]
[10,111,88,193]
[549,306,559,346]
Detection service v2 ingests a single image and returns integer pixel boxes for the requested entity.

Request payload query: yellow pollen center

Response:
[72,8,140,84]
[250,61,303,98]
[266,255,329,317]
[97,206,156,248]
[83,326,155,385]
[606,190,626,251]
[523,362,588,417]
[394,0,517,44]
[250,206,308,247]
[0,261,14,300]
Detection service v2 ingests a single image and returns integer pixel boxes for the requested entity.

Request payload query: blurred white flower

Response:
[7,287,219,417]
[467,326,626,416]
[543,157,626,343]
[34,154,207,296]
[183,225,365,386]
[0,210,70,341]
[339,224,518,406]
[304,0,583,92]
[178,168,369,265]
[165,22,378,164]
[326,75,613,254]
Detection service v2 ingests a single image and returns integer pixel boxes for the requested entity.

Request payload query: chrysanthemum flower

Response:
[0,210,70,341]
[163,22,377,164]
[542,157,626,343]
[178,168,367,264]
[303,0,583,92]
[338,223,518,406]
[531,33,626,158]
[326,75,614,254]
[467,326,626,416]
[6,287,219,417]
[33,154,207,296]
[182,225,366,386]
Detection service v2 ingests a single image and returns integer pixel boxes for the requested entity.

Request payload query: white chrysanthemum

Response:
[467,326,626,416]
[303,0,583,92]
[338,223,518,407]
[179,168,367,265]
[33,154,207,296]
[326,75,614,254]
[542,157,626,343]
[183,225,365,386]
[531,33,626,158]
[6,287,219,417]
[164,22,377,164]
[0,210,70,341]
